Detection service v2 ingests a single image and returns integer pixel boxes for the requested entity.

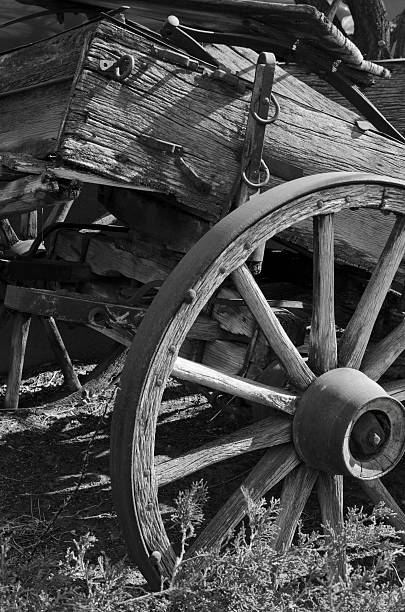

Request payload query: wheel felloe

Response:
[293,368,405,479]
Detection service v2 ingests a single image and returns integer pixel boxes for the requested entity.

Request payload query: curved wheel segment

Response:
[111,172,405,589]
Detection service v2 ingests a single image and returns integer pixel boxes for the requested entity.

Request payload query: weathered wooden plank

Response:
[284,59,405,136]
[0,173,80,217]
[59,21,405,222]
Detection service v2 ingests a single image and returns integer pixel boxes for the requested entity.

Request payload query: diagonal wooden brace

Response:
[235,52,277,275]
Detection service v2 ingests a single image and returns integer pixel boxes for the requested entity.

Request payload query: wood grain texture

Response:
[156,415,292,486]
[361,317,405,381]
[232,265,315,390]
[309,214,337,374]
[172,356,298,414]
[285,59,405,136]
[189,444,300,554]
[273,465,318,551]
[58,22,405,221]
[4,313,31,410]
[318,473,346,581]
[339,215,405,369]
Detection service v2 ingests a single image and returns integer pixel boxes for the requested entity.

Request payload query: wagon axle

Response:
[293,367,405,479]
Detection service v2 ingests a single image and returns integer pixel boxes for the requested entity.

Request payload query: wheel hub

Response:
[293,368,405,479]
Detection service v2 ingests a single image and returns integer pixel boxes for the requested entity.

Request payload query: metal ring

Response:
[251,93,280,125]
[242,159,271,189]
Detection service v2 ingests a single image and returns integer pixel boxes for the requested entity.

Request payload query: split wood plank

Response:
[0,173,81,218]
[156,415,292,486]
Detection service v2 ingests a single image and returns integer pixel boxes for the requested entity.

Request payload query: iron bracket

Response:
[234,52,278,274]
[152,45,202,72]
[138,134,211,193]
[99,54,134,82]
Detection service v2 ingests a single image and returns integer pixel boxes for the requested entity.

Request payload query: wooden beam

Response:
[0,172,81,217]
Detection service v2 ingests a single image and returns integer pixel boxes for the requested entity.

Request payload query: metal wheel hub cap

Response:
[293,368,405,479]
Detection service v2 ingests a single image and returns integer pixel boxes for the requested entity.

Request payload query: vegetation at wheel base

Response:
[2,483,405,612]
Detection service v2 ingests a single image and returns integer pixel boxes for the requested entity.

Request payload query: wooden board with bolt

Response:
[1,1,405,595]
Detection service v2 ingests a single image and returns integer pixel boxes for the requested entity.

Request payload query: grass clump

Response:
[1,483,405,611]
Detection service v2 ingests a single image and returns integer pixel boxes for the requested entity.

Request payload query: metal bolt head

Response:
[184,289,197,304]
[367,431,382,448]
[316,199,323,209]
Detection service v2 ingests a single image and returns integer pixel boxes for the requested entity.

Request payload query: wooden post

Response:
[4,313,31,410]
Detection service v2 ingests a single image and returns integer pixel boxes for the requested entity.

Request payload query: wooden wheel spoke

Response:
[41,316,81,391]
[273,465,318,551]
[339,216,405,369]
[231,265,315,390]
[172,356,298,414]
[309,214,337,374]
[360,479,405,540]
[157,415,292,486]
[361,318,405,381]
[382,379,405,401]
[318,473,346,580]
[188,444,300,555]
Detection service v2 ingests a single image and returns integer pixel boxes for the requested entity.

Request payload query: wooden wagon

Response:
[3,0,405,589]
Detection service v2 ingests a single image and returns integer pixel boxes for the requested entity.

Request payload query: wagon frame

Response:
[2,1,405,590]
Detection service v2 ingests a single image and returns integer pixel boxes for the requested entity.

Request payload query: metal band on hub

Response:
[293,368,405,479]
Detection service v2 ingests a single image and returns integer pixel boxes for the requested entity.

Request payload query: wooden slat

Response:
[156,415,291,486]
[172,356,298,414]
[309,214,337,374]
[4,313,31,410]
[361,318,405,381]
[189,444,300,554]
[273,465,318,551]
[339,216,405,369]
[232,265,315,390]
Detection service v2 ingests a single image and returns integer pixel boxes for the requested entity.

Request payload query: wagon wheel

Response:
[111,172,405,589]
